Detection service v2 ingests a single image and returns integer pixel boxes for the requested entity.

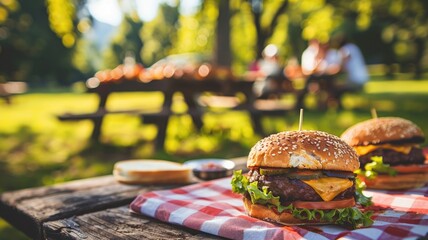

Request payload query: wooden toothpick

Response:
[371,108,378,119]
[299,108,304,131]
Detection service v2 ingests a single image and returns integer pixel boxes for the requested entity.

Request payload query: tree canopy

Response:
[0,0,426,85]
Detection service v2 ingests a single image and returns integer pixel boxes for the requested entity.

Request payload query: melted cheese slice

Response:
[303,177,353,201]
[354,144,417,156]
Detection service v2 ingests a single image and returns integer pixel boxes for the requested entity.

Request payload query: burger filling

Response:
[248,169,355,204]
[231,169,373,229]
[358,147,425,168]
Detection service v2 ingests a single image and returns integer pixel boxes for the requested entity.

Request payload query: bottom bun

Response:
[242,198,333,225]
[358,172,428,190]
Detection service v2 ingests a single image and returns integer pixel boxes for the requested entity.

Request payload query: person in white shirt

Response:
[314,35,368,109]
[301,39,322,76]
[250,44,290,99]
[339,37,368,91]
[297,39,341,109]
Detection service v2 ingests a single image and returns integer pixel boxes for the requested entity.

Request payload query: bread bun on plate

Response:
[113,160,192,184]
[232,130,373,228]
[341,117,428,190]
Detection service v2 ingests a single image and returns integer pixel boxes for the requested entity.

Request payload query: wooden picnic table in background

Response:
[57,77,297,149]
[0,157,247,240]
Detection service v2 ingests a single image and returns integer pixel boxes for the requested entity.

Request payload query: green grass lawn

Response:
[1,78,428,239]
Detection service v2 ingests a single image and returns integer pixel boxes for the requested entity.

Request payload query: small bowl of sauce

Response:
[184,159,235,180]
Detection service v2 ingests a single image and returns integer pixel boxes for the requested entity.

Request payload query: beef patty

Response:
[359,147,425,168]
[248,169,355,203]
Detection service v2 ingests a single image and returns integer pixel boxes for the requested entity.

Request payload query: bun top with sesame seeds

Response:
[247,130,360,172]
[340,117,425,147]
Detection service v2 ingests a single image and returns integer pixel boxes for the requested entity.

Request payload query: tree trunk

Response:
[250,0,289,60]
[414,37,425,79]
[214,0,231,68]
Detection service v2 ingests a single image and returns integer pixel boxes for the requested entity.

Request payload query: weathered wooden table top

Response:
[0,157,247,240]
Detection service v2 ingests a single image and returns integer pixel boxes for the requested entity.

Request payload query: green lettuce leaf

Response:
[355,177,373,207]
[289,204,373,228]
[355,156,397,179]
[246,181,290,213]
[231,170,249,194]
[230,170,373,229]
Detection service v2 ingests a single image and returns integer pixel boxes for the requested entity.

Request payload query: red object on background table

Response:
[424,147,428,160]
[130,177,428,240]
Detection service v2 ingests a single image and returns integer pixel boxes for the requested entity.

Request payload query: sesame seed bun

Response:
[341,117,425,147]
[247,130,359,172]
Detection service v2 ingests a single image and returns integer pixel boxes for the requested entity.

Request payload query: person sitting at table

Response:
[336,35,369,93]
[318,34,369,109]
[247,44,291,99]
[296,39,342,109]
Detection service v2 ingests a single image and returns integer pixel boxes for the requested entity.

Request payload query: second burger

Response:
[341,117,428,190]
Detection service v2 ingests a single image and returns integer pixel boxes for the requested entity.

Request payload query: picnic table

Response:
[1,156,428,240]
[57,77,296,149]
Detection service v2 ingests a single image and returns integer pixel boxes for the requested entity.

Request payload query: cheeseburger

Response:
[231,130,373,228]
[341,117,428,190]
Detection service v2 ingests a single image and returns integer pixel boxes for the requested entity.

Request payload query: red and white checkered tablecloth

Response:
[130,177,428,240]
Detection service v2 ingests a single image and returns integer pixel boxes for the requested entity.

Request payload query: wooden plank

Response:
[0,157,247,239]
[0,176,115,239]
[87,79,170,93]
[57,108,173,121]
[43,206,223,240]
[57,110,141,121]
[0,175,179,239]
[1,175,116,203]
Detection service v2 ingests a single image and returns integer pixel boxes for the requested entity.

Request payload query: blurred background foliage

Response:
[0,0,427,86]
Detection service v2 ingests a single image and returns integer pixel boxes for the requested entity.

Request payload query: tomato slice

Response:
[391,164,428,173]
[423,148,428,160]
[292,198,355,210]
